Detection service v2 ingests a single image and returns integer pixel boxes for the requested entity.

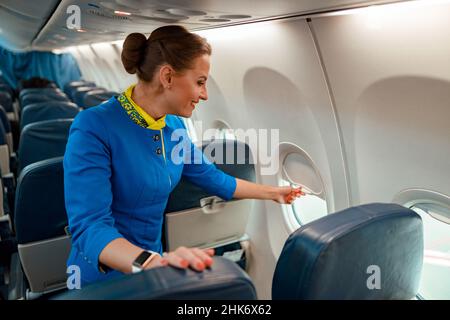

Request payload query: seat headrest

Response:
[83,90,118,108]
[20,101,79,130]
[165,139,255,213]
[21,93,68,108]
[272,203,424,300]
[51,257,256,300]
[15,157,67,244]
[19,88,63,100]
[18,119,73,173]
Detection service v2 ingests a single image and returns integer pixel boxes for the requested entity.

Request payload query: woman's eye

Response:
[198,81,205,86]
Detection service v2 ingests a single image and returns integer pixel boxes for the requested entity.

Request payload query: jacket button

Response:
[156,148,162,155]
[153,134,160,141]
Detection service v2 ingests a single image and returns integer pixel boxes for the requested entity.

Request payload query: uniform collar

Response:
[117,84,166,130]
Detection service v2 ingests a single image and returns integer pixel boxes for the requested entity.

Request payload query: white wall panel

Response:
[311,1,450,204]
[195,19,349,298]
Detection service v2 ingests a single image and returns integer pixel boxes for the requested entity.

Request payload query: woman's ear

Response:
[159,64,173,89]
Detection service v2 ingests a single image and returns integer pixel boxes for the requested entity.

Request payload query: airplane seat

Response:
[72,86,104,108]
[64,81,96,100]
[51,256,256,300]
[17,119,73,174]
[272,203,424,300]
[13,157,71,294]
[20,93,69,109]
[83,90,119,109]
[19,88,64,100]
[0,120,11,177]
[0,91,14,119]
[0,84,15,100]
[164,139,255,268]
[20,102,79,131]
[0,105,13,152]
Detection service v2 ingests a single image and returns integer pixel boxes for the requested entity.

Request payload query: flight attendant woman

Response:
[64,25,304,285]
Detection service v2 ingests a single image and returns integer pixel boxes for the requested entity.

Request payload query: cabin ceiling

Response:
[0,0,407,51]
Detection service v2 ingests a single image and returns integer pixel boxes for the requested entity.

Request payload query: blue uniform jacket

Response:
[63,97,237,285]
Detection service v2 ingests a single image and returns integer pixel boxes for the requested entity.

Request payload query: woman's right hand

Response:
[145,246,214,272]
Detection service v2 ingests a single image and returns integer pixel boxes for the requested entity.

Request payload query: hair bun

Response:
[121,33,148,74]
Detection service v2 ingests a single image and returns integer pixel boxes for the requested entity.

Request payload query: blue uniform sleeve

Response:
[174,118,237,200]
[63,110,123,272]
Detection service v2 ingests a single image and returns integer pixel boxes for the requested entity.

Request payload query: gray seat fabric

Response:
[272,203,424,300]
[20,101,79,130]
[18,119,73,173]
[51,256,257,300]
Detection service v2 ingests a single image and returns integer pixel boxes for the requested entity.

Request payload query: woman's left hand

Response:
[272,186,305,204]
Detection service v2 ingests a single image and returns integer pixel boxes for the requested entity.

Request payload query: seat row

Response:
[7,138,424,300]
[0,78,119,299]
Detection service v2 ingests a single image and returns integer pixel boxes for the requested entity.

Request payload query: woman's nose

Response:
[200,86,208,101]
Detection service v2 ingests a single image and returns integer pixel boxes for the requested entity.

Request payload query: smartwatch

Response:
[131,250,159,273]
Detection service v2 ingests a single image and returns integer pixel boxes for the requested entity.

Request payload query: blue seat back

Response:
[65,81,96,100]
[52,256,256,300]
[0,91,13,113]
[0,84,14,99]
[14,157,71,293]
[19,88,63,100]
[83,90,118,108]
[20,101,79,130]
[0,105,11,134]
[165,139,255,213]
[20,93,69,108]
[272,203,424,300]
[15,157,67,245]
[18,119,73,173]
[72,86,103,107]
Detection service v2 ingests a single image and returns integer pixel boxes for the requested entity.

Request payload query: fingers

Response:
[146,255,169,269]
[163,250,189,269]
[284,187,306,204]
[164,247,216,272]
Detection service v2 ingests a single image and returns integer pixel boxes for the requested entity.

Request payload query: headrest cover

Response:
[272,203,424,300]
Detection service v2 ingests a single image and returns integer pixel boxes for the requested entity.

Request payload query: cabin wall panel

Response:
[194,19,349,298]
[311,2,450,205]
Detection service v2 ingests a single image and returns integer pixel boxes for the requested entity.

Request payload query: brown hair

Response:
[121,25,211,82]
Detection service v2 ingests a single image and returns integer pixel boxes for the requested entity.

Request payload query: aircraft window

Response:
[410,203,450,300]
[280,149,328,227]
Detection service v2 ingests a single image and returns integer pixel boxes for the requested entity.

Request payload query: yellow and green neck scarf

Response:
[117,84,166,130]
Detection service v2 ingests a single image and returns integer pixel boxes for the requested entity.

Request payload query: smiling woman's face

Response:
[167,54,210,118]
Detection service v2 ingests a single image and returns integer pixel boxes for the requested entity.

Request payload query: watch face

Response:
[134,251,153,266]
